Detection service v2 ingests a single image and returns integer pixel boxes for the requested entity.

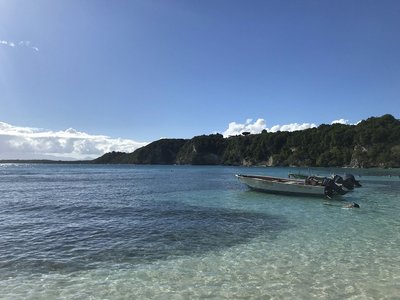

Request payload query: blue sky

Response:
[1,0,399,159]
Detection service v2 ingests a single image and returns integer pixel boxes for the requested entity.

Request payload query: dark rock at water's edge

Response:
[93,114,400,168]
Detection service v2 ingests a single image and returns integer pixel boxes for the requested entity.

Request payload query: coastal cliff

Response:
[93,114,400,168]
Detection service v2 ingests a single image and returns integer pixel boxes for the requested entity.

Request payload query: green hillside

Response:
[93,114,400,168]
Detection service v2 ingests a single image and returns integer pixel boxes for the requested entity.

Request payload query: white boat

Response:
[236,174,346,197]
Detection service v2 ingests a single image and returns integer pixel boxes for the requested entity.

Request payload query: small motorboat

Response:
[236,174,347,198]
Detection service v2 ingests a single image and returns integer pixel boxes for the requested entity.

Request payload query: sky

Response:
[1,0,399,159]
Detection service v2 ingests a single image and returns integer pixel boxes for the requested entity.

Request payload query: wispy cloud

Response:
[0,40,14,47]
[0,39,39,52]
[0,122,148,160]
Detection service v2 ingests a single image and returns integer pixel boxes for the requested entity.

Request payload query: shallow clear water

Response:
[0,164,399,299]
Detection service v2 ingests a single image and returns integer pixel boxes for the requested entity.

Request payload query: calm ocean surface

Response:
[0,164,399,299]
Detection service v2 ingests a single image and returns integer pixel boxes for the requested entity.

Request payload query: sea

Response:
[0,164,399,299]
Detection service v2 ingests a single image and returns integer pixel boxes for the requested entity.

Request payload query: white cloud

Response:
[18,41,30,46]
[0,121,148,160]
[223,116,366,137]
[0,40,11,46]
[269,122,317,132]
[222,118,316,136]
[331,118,362,125]
[223,118,266,137]
[331,118,349,125]
[0,39,39,52]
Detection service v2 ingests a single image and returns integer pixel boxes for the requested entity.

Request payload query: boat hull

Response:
[236,174,326,197]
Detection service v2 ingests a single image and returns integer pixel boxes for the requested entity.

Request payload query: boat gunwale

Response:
[236,174,307,185]
[235,173,330,197]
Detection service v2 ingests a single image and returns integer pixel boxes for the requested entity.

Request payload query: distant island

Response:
[92,114,400,168]
[1,114,399,168]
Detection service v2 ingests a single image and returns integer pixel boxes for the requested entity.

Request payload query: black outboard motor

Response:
[322,177,347,198]
[343,173,362,188]
[324,186,334,198]
[333,175,344,184]
[341,178,355,190]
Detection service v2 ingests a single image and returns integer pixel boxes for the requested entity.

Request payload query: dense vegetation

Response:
[94,114,400,168]
[93,139,187,164]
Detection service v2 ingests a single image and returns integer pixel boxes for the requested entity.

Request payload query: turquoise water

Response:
[0,164,399,299]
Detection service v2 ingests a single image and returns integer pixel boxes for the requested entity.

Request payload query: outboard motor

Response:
[333,175,343,184]
[343,173,362,188]
[322,177,347,198]
[341,178,355,190]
